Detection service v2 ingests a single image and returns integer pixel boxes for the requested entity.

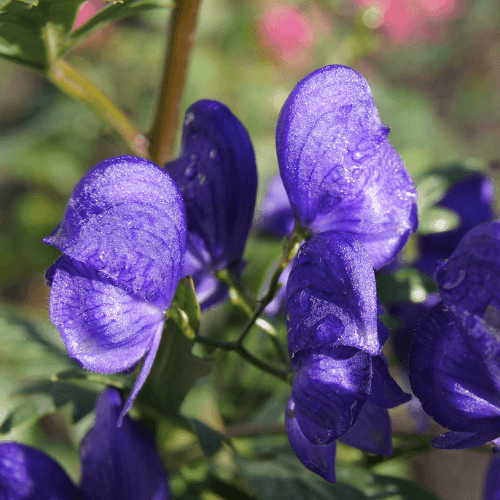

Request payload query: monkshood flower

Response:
[410,221,500,449]
[285,232,410,482]
[276,64,417,269]
[165,100,258,309]
[0,388,170,499]
[44,156,186,424]
[417,172,495,276]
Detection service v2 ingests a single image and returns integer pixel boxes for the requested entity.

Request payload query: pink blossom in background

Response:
[73,0,105,30]
[258,3,315,66]
[352,0,461,43]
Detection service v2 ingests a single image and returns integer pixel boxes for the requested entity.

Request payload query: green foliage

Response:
[0,0,173,69]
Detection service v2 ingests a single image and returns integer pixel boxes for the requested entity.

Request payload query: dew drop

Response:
[184,162,198,180]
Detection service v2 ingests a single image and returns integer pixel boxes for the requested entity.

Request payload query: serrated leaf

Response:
[16,380,98,422]
[0,394,56,434]
[188,417,225,457]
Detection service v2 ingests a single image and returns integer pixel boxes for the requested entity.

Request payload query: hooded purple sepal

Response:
[44,156,187,421]
[165,100,258,309]
[290,346,372,445]
[338,400,393,456]
[410,302,500,446]
[256,174,295,238]
[285,231,380,360]
[80,388,170,500]
[276,65,417,269]
[285,397,337,483]
[0,442,83,500]
[44,156,186,309]
[484,454,500,500]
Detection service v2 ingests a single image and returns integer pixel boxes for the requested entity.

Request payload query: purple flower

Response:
[417,172,495,276]
[44,156,186,423]
[285,232,410,481]
[165,100,258,309]
[410,221,500,449]
[276,65,417,269]
[0,388,170,499]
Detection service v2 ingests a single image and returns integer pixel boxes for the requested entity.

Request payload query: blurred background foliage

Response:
[0,0,499,498]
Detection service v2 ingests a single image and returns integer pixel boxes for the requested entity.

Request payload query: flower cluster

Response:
[273,65,417,481]
[0,388,170,499]
[410,221,500,449]
[39,66,420,489]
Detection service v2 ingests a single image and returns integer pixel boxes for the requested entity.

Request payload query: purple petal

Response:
[80,388,170,500]
[430,428,500,450]
[291,346,371,444]
[165,100,257,309]
[410,302,500,434]
[436,221,500,370]
[256,174,295,238]
[338,400,393,456]
[484,454,500,500]
[285,231,380,359]
[417,173,495,276]
[285,397,337,483]
[49,257,165,374]
[276,65,417,269]
[44,156,186,309]
[0,442,81,500]
[369,354,411,408]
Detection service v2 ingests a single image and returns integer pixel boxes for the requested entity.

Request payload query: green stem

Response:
[149,0,201,165]
[236,220,309,347]
[48,60,149,158]
[215,269,288,366]
[194,334,290,382]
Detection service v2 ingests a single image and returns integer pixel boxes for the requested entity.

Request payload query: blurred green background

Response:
[0,0,499,498]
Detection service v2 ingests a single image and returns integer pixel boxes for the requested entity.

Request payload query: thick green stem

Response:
[48,60,149,158]
[149,0,201,165]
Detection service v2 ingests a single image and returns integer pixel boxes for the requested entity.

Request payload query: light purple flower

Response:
[44,156,186,423]
[276,65,417,269]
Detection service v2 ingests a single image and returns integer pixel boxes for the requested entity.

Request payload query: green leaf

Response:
[140,316,211,418]
[237,455,443,500]
[67,0,175,52]
[52,368,131,390]
[169,276,201,339]
[188,417,224,457]
[0,0,174,69]
[0,394,56,434]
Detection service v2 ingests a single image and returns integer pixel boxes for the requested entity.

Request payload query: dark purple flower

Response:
[410,221,500,449]
[44,156,186,423]
[256,174,295,238]
[285,232,410,481]
[276,65,417,269]
[165,100,258,309]
[417,172,495,276]
[0,388,170,499]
